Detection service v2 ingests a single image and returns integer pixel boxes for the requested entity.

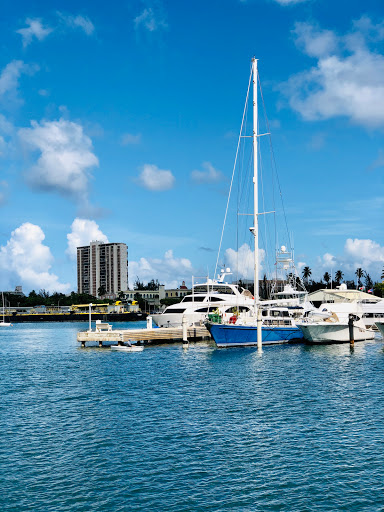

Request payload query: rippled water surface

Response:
[1,322,384,511]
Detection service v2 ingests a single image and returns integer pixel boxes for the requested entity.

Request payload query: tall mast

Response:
[252,58,259,306]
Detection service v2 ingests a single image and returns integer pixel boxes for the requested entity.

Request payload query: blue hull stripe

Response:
[207,323,303,347]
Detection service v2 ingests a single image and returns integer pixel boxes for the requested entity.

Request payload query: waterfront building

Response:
[77,241,128,298]
[1,286,25,297]
[123,282,191,312]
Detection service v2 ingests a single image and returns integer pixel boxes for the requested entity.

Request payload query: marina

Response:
[1,0,384,510]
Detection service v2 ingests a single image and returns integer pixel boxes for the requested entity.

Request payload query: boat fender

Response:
[229,315,237,324]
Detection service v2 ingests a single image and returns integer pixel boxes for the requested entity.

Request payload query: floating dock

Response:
[77,324,211,347]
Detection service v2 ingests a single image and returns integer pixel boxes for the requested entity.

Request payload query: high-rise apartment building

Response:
[77,241,128,297]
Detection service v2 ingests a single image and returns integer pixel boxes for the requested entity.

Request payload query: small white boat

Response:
[298,302,375,344]
[111,344,144,352]
[376,322,384,339]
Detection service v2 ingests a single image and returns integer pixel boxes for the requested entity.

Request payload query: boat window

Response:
[209,297,225,302]
[193,285,236,295]
[181,296,205,302]
[195,307,219,313]
[163,308,186,314]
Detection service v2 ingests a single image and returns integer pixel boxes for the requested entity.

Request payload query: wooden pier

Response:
[77,325,211,347]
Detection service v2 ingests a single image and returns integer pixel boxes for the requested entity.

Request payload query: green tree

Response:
[374,282,384,297]
[302,266,312,285]
[364,272,373,291]
[134,277,145,290]
[133,292,146,311]
[381,266,384,281]
[38,289,50,299]
[355,268,364,288]
[323,272,330,287]
[334,270,344,285]
[97,285,107,297]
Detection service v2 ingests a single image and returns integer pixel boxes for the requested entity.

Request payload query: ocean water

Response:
[1,322,384,512]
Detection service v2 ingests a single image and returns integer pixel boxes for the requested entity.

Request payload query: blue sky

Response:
[0,0,383,293]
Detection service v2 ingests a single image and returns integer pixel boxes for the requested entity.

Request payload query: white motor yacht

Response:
[307,284,384,328]
[298,302,375,344]
[151,269,255,328]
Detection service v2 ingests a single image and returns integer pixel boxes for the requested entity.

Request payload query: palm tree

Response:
[302,266,312,285]
[97,285,107,297]
[364,272,373,291]
[323,272,330,287]
[355,268,364,288]
[334,270,344,285]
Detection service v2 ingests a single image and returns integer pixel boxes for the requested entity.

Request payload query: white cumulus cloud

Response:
[283,18,384,127]
[0,60,34,103]
[315,238,384,281]
[134,7,167,32]
[66,218,109,259]
[0,223,70,293]
[58,13,95,35]
[225,243,265,280]
[344,238,384,267]
[19,118,99,201]
[137,164,175,191]
[16,18,53,47]
[129,249,193,289]
[191,162,224,184]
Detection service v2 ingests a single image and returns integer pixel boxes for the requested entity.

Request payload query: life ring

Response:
[229,315,237,324]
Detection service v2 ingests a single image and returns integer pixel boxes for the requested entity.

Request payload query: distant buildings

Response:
[124,281,191,312]
[2,286,25,297]
[77,241,128,298]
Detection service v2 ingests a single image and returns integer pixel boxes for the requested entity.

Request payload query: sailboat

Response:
[0,291,12,327]
[206,58,303,347]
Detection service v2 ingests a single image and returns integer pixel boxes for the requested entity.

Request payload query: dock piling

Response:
[349,314,355,348]
[88,303,93,332]
[182,315,189,349]
[257,308,262,352]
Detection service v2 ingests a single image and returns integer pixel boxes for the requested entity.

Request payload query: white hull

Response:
[376,322,384,338]
[299,323,375,344]
[111,345,144,352]
[0,322,12,327]
[151,312,190,328]
[364,315,384,329]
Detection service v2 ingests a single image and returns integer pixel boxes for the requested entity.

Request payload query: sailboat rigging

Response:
[206,58,306,347]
